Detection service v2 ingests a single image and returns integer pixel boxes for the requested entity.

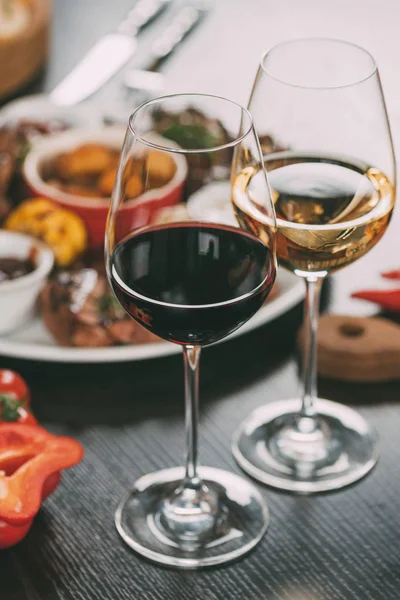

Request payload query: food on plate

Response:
[40,268,160,347]
[123,172,144,199]
[97,167,117,196]
[0,109,283,350]
[154,107,230,151]
[0,369,83,549]
[0,369,35,425]
[54,143,116,179]
[0,423,83,548]
[146,149,176,186]
[22,127,188,249]
[153,107,232,196]
[6,198,87,266]
[0,126,17,218]
[41,143,176,200]
[0,251,36,282]
[0,120,69,215]
[13,119,67,162]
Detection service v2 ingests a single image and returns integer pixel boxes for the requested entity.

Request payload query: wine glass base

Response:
[115,466,269,569]
[232,398,379,494]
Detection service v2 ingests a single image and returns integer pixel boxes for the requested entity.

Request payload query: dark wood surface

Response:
[2,1,400,599]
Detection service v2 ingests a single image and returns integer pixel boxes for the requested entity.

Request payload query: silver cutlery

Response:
[50,0,172,107]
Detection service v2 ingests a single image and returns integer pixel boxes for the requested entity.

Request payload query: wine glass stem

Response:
[299,276,323,423]
[183,344,202,489]
[157,344,221,545]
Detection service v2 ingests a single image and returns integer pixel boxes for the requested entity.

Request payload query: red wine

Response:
[110,222,275,346]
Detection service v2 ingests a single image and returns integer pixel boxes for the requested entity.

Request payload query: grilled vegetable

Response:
[6,198,87,266]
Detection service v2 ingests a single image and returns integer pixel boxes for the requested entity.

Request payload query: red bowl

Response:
[23,126,188,249]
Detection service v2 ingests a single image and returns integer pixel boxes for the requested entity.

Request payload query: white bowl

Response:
[0,231,54,334]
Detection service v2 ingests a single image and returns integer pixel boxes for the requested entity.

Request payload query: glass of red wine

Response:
[105,94,277,568]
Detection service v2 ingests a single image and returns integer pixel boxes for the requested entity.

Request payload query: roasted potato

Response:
[146,150,176,186]
[44,143,175,201]
[55,144,114,179]
[98,167,117,196]
[125,174,144,199]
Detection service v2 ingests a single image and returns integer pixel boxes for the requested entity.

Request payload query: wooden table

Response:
[2,1,400,598]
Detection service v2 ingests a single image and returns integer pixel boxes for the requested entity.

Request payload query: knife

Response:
[123,3,208,94]
[50,0,172,107]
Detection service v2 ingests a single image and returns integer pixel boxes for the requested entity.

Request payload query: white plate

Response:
[0,270,304,363]
[0,94,103,128]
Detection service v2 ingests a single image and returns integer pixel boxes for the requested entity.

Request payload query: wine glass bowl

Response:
[232,39,396,493]
[237,151,395,277]
[105,94,277,567]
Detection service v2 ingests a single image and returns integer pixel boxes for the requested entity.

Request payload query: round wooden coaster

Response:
[298,314,400,382]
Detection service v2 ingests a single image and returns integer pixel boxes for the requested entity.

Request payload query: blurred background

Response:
[45,0,400,316]
[1,0,400,316]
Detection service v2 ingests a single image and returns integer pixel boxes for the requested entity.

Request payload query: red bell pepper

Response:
[381,269,400,280]
[352,268,400,312]
[351,288,400,312]
[0,424,83,549]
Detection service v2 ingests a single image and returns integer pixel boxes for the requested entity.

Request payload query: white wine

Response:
[232,153,395,275]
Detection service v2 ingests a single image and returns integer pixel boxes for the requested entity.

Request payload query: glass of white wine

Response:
[231,39,396,493]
